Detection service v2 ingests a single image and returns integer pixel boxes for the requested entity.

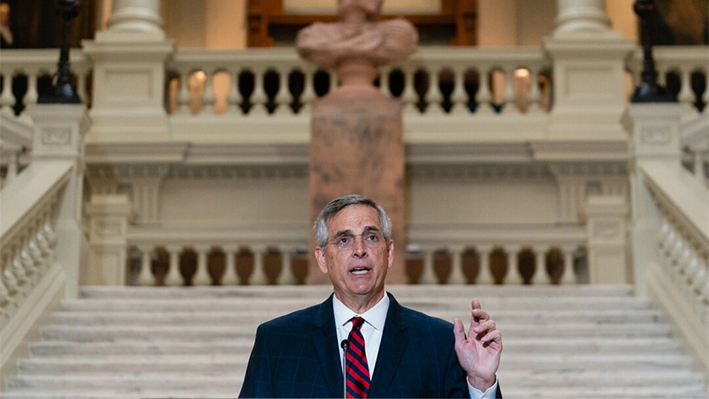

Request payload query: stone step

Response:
[49,309,664,325]
[59,296,652,313]
[79,284,635,299]
[16,354,694,373]
[2,391,706,399]
[28,337,682,358]
[38,322,671,342]
[7,369,705,390]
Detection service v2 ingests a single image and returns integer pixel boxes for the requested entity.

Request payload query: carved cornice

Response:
[408,163,553,180]
[549,162,628,178]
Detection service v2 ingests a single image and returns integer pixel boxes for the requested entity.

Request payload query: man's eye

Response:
[340,237,352,244]
[366,234,377,241]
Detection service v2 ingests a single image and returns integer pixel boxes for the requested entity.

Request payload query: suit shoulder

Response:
[257,303,320,331]
[400,305,454,332]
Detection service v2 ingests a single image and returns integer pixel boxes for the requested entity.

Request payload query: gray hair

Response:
[314,194,392,253]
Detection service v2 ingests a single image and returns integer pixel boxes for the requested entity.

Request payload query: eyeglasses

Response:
[329,231,385,251]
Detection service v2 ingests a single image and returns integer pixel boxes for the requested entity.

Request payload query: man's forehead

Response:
[327,205,380,229]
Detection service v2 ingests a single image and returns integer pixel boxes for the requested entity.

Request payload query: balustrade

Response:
[0,49,90,116]
[167,47,551,118]
[630,46,709,113]
[657,221,709,326]
[0,189,60,326]
[126,225,585,287]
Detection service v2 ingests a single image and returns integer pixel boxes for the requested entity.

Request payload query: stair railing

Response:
[626,103,709,378]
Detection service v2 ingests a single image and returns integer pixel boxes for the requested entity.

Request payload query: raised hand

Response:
[453,298,502,392]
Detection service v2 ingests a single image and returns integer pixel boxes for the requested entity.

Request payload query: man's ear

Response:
[315,246,329,274]
[387,239,394,269]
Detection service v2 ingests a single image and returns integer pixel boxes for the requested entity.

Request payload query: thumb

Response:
[453,318,466,344]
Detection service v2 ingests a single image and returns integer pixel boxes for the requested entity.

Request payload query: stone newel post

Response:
[28,104,90,298]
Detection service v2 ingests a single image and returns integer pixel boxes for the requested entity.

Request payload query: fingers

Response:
[453,318,466,344]
[471,299,489,322]
[479,330,502,348]
[473,319,496,338]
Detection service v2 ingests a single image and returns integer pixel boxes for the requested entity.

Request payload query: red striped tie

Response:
[346,317,370,398]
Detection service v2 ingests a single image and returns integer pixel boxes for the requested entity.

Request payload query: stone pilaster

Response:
[86,195,131,285]
[586,195,628,284]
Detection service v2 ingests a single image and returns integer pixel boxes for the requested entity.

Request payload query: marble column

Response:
[555,0,612,36]
[105,0,164,37]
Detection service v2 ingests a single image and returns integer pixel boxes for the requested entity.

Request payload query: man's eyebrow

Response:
[362,226,381,233]
[333,229,353,238]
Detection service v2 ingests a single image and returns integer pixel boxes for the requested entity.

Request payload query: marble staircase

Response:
[1,285,707,399]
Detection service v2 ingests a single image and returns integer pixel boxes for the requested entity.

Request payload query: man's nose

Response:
[352,236,367,257]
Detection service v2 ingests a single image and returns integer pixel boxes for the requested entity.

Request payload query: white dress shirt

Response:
[332,294,498,399]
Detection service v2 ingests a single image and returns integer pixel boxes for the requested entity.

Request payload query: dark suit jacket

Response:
[239,292,502,398]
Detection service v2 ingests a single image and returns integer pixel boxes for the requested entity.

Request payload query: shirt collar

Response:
[333,292,389,331]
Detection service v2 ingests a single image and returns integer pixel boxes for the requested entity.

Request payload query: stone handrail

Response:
[123,222,588,287]
[0,49,91,116]
[168,46,550,117]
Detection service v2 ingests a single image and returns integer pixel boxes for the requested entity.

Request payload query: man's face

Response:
[315,205,393,306]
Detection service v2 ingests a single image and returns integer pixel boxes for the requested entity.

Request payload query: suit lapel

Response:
[367,293,410,398]
[311,294,344,398]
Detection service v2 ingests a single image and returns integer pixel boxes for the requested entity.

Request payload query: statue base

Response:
[308,89,407,285]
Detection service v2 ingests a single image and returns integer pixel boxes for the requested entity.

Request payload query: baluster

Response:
[476,67,493,114]
[450,66,468,115]
[250,246,268,285]
[329,72,338,94]
[401,67,418,114]
[694,151,705,184]
[277,246,295,285]
[504,245,523,285]
[227,69,243,115]
[379,68,391,97]
[503,68,520,115]
[165,246,183,286]
[274,68,293,116]
[2,264,20,303]
[531,247,549,285]
[476,246,494,285]
[0,72,15,111]
[250,68,268,115]
[678,68,696,113]
[560,246,578,284]
[300,67,316,114]
[201,69,216,115]
[527,67,542,113]
[420,246,436,284]
[221,246,238,285]
[703,72,709,114]
[448,246,466,284]
[192,245,211,286]
[176,69,191,115]
[137,246,155,286]
[22,71,39,112]
[0,277,13,316]
[424,66,445,115]
[6,151,17,182]
[77,70,88,103]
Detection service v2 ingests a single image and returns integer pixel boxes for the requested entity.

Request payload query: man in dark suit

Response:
[240,194,502,398]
